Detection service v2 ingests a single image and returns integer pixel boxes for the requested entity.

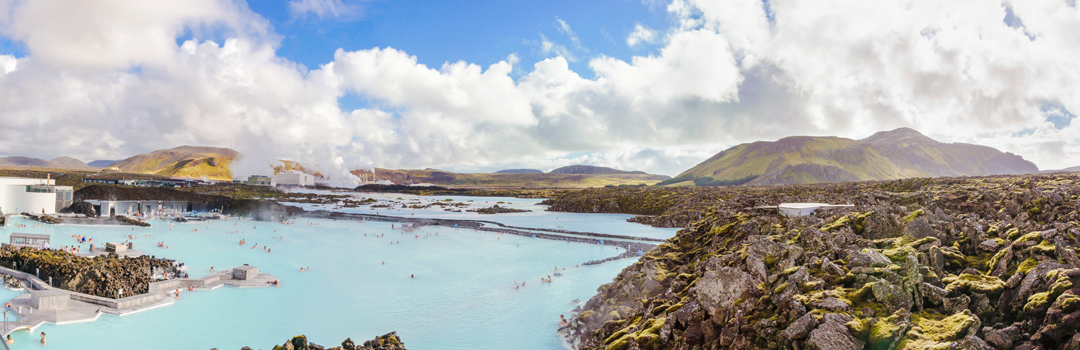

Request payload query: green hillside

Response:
[112,146,238,181]
[663,128,1038,187]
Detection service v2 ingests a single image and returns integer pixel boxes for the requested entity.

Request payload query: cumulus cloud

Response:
[0,0,1077,181]
[627,24,657,47]
[288,0,362,20]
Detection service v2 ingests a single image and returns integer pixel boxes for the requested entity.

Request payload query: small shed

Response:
[8,233,50,249]
[233,265,258,280]
[777,203,855,217]
[30,289,69,310]
[106,242,128,253]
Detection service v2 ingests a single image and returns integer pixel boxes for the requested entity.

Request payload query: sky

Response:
[0,0,1077,180]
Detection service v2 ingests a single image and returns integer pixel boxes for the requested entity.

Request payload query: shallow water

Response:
[0,196,675,350]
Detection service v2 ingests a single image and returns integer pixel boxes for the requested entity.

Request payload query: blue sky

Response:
[248,0,669,79]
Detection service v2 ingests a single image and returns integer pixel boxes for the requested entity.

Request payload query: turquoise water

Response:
[0,198,674,350]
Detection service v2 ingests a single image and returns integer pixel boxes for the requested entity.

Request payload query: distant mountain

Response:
[495,169,543,174]
[549,165,647,175]
[663,128,1039,187]
[352,168,669,188]
[0,156,94,170]
[88,160,119,168]
[112,146,238,180]
[1043,166,1080,173]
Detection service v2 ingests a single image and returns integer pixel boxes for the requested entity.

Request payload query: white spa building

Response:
[0,177,74,214]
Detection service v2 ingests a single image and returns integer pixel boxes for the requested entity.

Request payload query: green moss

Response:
[773,283,789,294]
[846,317,871,340]
[1057,293,1080,313]
[580,310,595,319]
[943,274,1006,295]
[1006,228,1025,241]
[1017,258,1040,274]
[985,248,1011,274]
[903,209,925,224]
[821,215,852,232]
[883,246,917,262]
[915,312,977,341]
[868,313,907,348]
[897,311,978,349]
[1033,240,1056,254]
[1024,292,1051,313]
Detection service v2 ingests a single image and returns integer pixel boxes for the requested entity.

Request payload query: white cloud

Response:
[627,24,657,47]
[288,0,362,20]
[0,0,1078,180]
[554,17,582,48]
[538,33,575,62]
[0,54,15,74]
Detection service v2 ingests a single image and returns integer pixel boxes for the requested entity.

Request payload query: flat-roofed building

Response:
[273,173,315,187]
[7,232,50,249]
[0,176,62,214]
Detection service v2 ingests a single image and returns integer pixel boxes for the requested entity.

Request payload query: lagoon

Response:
[0,195,677,349]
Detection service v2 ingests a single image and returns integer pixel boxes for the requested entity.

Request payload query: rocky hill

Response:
[662,128,1038,187]
[562,173,1080,350]
[88,159,119,167]
[495,169,544,174]
[0,156,94,170]
[111,145,238,180]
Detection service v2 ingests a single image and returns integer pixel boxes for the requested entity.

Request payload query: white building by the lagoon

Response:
[274,173,315,187]
[0,176,73,215]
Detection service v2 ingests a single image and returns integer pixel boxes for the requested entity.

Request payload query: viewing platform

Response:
[0,264,278,337]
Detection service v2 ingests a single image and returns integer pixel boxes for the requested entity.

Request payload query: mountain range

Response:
[661,128,1040,187]
[0,156,94,170]
[1,128,1073,187]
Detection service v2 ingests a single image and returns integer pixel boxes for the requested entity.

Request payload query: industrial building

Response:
[0,177,73,214]
[273,173,315,187]
[248,175,275,186]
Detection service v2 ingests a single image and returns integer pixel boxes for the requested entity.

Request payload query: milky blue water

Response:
[0,195,677,350]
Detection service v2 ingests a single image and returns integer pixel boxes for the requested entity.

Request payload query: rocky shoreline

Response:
[224,332,406,350]
[467,204,531,214]
[563,173,1080,350]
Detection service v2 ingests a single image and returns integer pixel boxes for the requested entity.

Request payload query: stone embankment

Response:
[563,173,1080,350]
[228,332,406,350]
[305,211,658,262]
[115,215,152,227]
[22,212,60,224]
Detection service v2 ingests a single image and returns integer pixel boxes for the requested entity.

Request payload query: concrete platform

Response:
[0,265,277,337]
[77,246,147,258]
